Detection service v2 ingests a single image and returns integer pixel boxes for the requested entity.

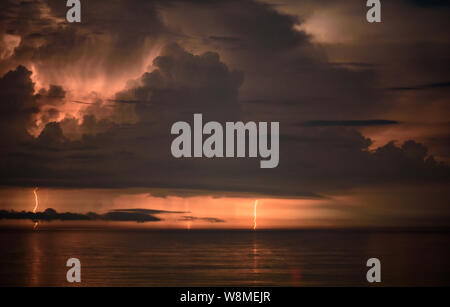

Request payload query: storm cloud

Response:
[0,0,449,225]
[0,207,189,223]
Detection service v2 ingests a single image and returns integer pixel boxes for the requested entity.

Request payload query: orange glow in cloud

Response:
[30,64,44,94]
[31,43,162,98]
[0,34,21,60]
[294,10,358,44]
[27,43,163,138]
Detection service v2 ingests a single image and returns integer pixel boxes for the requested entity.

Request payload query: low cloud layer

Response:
[300,120,399,127]
[179,216,225,223]
[0,207,225,224]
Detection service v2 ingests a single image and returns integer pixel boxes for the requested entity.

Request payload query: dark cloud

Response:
[113,43,244,126]
[0,65,36,143]
[300,120,399,127]
[0,207,188,223]
[167,0,383,118]
[0,207,226,224]
[386,81,450,91]
[179,216,225,223]
[0,43,448,199]
[101,211,162,222]
[329,62,378,69]
[111,208,188,214]
[406,0,450,7]
[208,36,241,43]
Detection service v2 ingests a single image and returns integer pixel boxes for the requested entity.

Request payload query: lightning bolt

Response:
[33,188,39,213]
[32,187,39,230]
[253,200,258,231]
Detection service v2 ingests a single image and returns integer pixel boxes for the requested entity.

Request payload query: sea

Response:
[0,229,449,286]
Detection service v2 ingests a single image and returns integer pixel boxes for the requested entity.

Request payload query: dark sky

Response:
[0,0,449,227]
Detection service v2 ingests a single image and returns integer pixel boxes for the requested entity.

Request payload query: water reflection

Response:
[252,234,259,274]
[29,233,42,286]
[0,229,448,286]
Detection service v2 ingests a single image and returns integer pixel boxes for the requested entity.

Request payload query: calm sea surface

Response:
[0,229,449,286]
